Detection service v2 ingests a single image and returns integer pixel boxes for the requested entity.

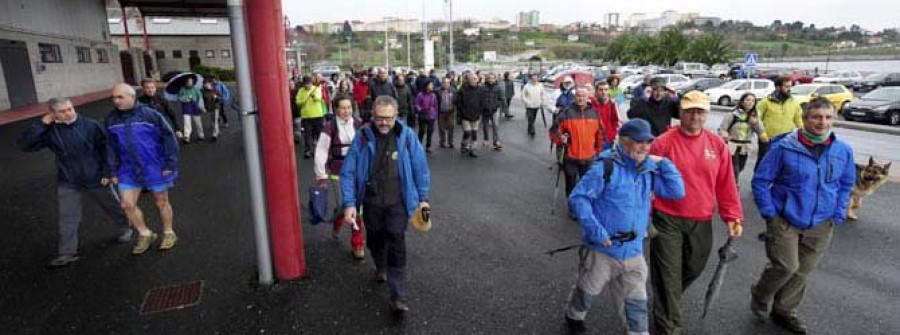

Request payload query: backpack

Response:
[726,111,750,133]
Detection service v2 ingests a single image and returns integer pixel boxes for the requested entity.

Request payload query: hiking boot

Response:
[468,150,479,158]
[132,232,158,255]
[771,313,807,334]
[47,254,80,269]
[461,146,469,154]
[117,228,134,243]
[210,136,217,142]
[375,268,387,282]
[439,142,447,148]
[303,151,312,159]
[750,295,768,319]
[564,315,586,335]
[352,249,365,260]
[159,232,178,250]
[448,142,454,149]
[426,148,433,154]
[493,141,503,150]
[389,300,410,315]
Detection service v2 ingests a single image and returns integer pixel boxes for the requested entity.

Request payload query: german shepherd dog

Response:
[847,157,891,220]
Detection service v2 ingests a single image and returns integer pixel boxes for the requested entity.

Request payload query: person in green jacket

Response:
[178,77,204,143]
[295,75,325,158]
[755,76,803,170]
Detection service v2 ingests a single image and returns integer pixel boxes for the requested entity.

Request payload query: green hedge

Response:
[191,65,236,82]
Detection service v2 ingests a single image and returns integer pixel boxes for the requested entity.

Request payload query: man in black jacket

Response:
[369,68,397,102]
[502,72,515,118]
[17,98,132,268]
[455,73,485,157]
[482,73,507,150]
[138,78,182,139]
[626,77,680,136]
[394,76,415,128]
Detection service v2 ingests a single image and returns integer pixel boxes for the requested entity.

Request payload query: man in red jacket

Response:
[353,73,372,121]
[589,81,621,150]
[648,91,744,335]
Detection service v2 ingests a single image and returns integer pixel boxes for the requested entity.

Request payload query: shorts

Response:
[118,182,173,193]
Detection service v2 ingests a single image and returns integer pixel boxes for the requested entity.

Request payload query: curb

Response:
[709,106,900,136]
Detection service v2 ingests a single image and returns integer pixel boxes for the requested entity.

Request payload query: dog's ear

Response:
[869,156,876,166]
[885,161,892,173]
[856,163,866,172]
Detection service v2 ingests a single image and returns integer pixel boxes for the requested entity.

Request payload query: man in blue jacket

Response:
[18,98,133,268]
[564,119,685,335]
[750,97,855,335]
[106,83,180,255]
[212,76,232,128]
[341,95,430,315]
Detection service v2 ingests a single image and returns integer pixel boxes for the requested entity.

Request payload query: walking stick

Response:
[550,144,567,215]
[539,106,547,128]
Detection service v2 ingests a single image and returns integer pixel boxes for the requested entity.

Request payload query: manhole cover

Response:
[140,280,204,315]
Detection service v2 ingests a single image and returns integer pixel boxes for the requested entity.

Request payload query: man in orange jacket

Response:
[549,87,606,217]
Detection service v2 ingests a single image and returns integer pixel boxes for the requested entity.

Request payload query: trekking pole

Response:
[550,144,567,215]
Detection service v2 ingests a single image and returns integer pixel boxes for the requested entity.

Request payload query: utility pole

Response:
[422,0,428,71]
[384,17,390,70]
[407,18,412,69]
[447,0,454,70]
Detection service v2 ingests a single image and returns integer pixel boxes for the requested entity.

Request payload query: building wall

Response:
[0,0,120,110]
[111,35,234,74]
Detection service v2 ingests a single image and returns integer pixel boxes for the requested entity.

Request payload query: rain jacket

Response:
[455,84,485,121]
[213,82,231,103]
[340,122,430,217]
[626,96,681,137]
[555,87,575,111]
[550,102,605,161]
[415,91,439,120]
[758,93,803,138]
[482,82,506,116]
[589,97,622,148]
[105,103,179,186]
[521,82,550,109]
[17,116,109,189]
[296,85,325,119]
[569,146,685,260]
[752,131,855,228]
[352,79,371,110]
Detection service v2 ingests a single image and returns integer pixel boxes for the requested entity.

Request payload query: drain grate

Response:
[140,280,204,315]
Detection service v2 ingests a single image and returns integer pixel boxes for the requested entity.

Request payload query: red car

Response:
[767,68,815,85]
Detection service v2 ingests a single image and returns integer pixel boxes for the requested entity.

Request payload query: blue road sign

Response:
[744,53,759,67]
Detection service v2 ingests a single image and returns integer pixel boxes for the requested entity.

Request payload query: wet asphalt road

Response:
[0,96,897,334]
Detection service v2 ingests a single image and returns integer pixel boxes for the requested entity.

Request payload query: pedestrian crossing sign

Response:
[744,53,759,67]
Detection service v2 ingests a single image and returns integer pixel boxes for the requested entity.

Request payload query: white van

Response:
[704,79,775,106]
[672,62,710,78]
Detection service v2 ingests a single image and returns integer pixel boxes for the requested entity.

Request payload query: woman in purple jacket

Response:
[414,81,439,153]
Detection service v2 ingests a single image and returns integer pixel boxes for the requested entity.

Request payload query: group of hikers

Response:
[19,61,855,334]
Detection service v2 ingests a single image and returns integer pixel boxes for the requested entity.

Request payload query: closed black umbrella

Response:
[701,236,739,319]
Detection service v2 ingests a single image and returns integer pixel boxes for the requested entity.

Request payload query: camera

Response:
[610,231,637,245]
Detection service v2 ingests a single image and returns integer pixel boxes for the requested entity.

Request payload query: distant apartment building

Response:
[353,18,422,33]
[627,11,715,33]
[517,11,540,30]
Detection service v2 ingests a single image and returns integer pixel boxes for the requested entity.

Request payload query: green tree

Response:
[685,33,733,66]
[655,27,687,65]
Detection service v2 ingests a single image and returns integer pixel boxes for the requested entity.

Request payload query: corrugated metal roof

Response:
[109,17,230,36]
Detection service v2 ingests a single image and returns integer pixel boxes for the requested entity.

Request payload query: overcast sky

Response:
[282,0,896,31]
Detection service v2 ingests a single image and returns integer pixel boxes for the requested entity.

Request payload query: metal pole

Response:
[227,0,274,286]
[407,19,411,69]
[422,0,427,70]
[384,17,389,70]
[119,2,131,49]
[246,0,306,280]
[448,0,454,70]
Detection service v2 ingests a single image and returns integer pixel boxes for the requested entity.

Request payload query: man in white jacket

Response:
[520,73,553,136]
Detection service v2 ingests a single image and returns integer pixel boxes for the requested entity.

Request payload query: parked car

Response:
[812,70,864,87]
[619,65,643,76]
[672,77,725,94]
[842,87,900,125]
[771,68,815,85]
[312,65,342,77]
[790,84,855,112]
[705,79,775,106]
[671,62,710,78]
[853,72,900,92]
[621,75,646,96]
[654,74,690,87]
[710,64,731,79]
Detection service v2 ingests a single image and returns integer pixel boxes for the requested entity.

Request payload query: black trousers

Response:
[301,117,324,154]
[733,153,748,184]
[525,108,539,134]
[754,139,770,171]
[417,117,435,148]
[218,102,228,124]
[363,202,409,301]
[564,158,594,198]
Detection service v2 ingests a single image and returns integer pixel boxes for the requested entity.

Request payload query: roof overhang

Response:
[118,0,228,17]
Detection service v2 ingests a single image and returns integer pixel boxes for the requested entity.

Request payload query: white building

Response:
[517,11,540,29]
[0,0,122,110]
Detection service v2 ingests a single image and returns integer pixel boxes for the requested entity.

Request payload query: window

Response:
[76,46,92,63]
[39,43,63,63]
[200,19,217,24]
[221,50,231,58]
[155,50,165,59]
[752,81,768,90]
[205,50,215,58]
[96,48,109,63]
[189,50,199,58]
[172,50,183,58]
[152,18,172,24]
[736,83,749,90]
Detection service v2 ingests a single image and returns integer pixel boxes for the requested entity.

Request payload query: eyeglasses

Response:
[373,115,396,122]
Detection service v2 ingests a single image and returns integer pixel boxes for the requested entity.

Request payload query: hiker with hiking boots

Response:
[340,96,430,315]
[565,118,685,335]
[17,97,134,268]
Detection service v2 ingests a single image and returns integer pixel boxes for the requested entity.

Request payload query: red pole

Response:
[140,13,150,51]
[245,0,306,280]
[120,4,131,49]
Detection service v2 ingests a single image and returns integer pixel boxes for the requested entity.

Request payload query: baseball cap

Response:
[680,91,711,111]
[650,77,666,87]
[619,119,655,142]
